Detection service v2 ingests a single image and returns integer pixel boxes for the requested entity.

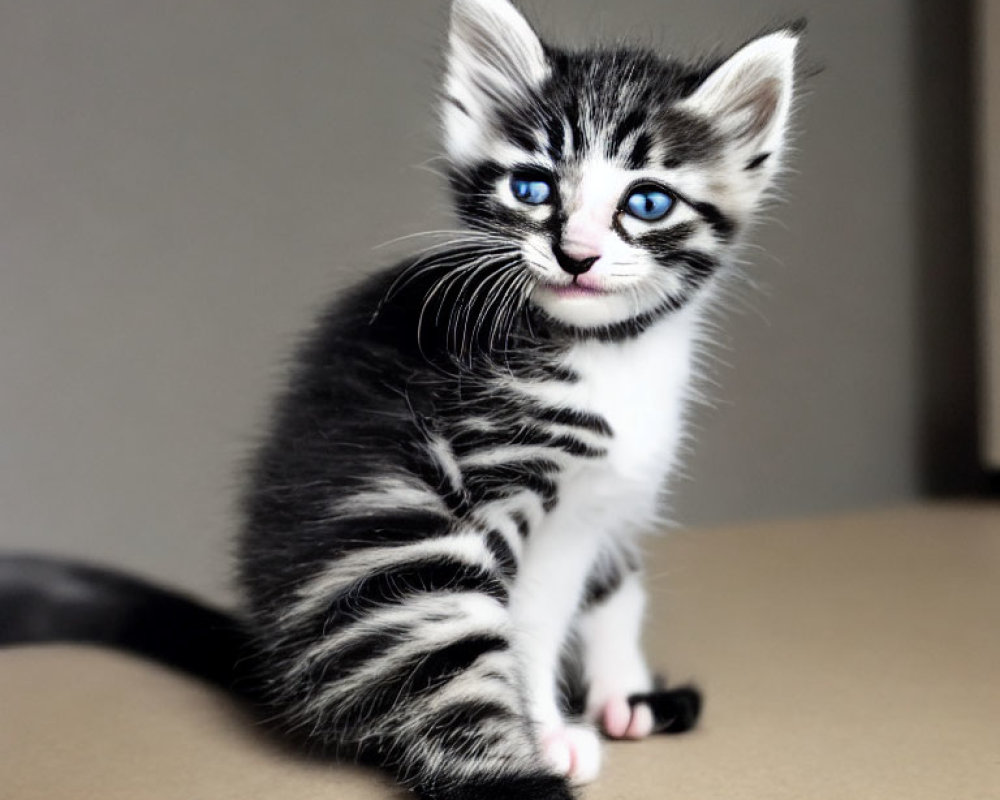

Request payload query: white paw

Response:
[541,724,602,784]
[597,696,655,740]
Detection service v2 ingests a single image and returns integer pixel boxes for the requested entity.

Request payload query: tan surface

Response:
[2,505,999,799]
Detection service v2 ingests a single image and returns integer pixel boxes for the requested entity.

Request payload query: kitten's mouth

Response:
[536,278,613,299]
[552,284,609,298]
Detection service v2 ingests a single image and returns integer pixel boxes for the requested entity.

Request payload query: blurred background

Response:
[0,0,995,605]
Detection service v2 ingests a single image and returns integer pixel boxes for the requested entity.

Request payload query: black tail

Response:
[0,555,249,695]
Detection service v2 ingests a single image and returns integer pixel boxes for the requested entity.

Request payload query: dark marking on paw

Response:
[627,684,702,734]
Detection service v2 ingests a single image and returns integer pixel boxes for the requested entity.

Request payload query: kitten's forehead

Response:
[494,48,721,171]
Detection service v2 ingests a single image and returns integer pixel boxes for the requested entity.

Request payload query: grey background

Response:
[0,0,968,605]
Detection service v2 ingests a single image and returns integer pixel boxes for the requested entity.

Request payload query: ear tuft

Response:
[682,31,798,158]
[444,0,549,163]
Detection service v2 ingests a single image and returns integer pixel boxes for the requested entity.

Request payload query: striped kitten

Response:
[239,1,799,798]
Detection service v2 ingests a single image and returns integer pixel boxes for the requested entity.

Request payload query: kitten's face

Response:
[444,0,797,337]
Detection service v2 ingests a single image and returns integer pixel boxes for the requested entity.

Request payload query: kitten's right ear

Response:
[444,0,550,163]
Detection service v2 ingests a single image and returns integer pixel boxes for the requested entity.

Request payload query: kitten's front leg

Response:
[578,569,702,739]
[578,569,656,738]
[510,530,604,784]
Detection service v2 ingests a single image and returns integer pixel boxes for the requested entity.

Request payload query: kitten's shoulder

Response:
[295,257,430,367]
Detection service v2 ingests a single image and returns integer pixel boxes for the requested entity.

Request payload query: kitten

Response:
[238,1,798,798]
[0,2,799,799]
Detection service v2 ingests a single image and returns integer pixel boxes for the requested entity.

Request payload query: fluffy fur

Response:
[234,2,800,799]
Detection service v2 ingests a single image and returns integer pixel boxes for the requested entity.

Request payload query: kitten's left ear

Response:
[681,30,799,170]
[444,0,550,163]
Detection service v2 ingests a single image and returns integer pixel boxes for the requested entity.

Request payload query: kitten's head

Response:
[442,0,798,339]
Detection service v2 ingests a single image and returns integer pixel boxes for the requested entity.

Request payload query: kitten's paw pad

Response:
[541,724,602,784]
[626,685,703,734]
[600,696,655,740]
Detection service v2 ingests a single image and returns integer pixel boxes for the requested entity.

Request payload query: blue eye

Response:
[625,187,674,221]
[510,175,552,205]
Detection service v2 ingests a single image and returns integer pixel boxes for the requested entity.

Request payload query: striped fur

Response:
[239,2,799,798]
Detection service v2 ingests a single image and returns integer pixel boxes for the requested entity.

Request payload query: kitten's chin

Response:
[530,284,648,331]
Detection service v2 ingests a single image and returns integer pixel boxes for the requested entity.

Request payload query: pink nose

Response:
[561,213,604,261]
[553,245,598,276]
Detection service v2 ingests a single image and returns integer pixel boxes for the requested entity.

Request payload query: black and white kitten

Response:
[239,0,797,798]
[0,2,799,799]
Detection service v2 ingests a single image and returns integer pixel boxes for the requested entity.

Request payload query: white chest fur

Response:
[568,314,694,480]
[567,311,694,533]
[522,307,699,542]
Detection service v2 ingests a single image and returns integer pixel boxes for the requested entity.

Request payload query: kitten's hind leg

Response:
[255,524,572,800]
[577,569,700,739]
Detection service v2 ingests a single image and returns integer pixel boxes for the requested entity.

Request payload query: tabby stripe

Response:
[464,466,560,512]
[580,544,642,611]
[545,434,606,458]
[415,648,520,719]
[627,131,654,170]
[323,510,454,553]
[503,119,541,154]
[544,114,565,161]
[581,563,627,610]
[691,199,736,242]
[458,445,558,469]
[351,635,509,720]
[299,627,403,686]
[457,433,604,462]
[449,426,544,457]
[639,221,698,253]
[510,510,530,539]
[565,96,583,156]
[671,250,720,289]
[463,457,560,484]
[420,438,470,516]
[609,108,647,157]
[484,529,517,579]
[524,404,613,437]
[543,297,685,343]
[451,423,601,460]
[285,534,495,620]
[313,557,509,629]
[286,592,506,681]
[323,633,514,721]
